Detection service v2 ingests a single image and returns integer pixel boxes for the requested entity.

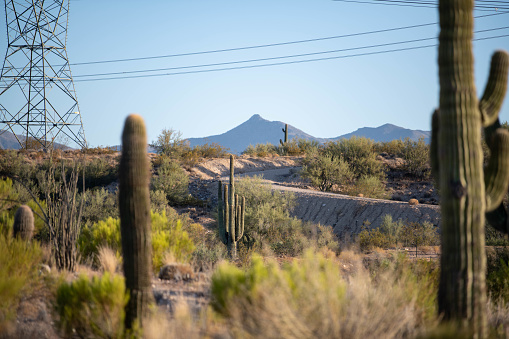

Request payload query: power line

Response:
[333,0,509,10]
[74,33,509,82]
[69,11,509,67]
[73,26,509,79]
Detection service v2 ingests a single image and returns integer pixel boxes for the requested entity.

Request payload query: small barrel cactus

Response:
[13,205,34,240]
[119,114,154,330]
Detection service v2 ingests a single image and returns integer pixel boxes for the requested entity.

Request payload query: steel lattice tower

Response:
[0,0,86,149]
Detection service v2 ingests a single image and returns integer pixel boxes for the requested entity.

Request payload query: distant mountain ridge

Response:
[187,114,327,154]
[0,115,431,152]
[188,114,430,154]
[334,123,430,143]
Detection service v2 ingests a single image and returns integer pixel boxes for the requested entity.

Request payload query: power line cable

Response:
[68,11,509,66]
[73,26,509,79]
[333,0,509,10]
[74,33,509,82]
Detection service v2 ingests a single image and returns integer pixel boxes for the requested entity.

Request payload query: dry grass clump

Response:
[98,246,120,274]
[210,250,437,338]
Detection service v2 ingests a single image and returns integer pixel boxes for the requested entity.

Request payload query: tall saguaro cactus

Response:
[280,124,288,146]
[217,155,245,258]
[119,114,154,330]
[431,0,509,335]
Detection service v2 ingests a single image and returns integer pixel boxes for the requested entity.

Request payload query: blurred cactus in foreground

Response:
[119,114,154,330]
[431,0,509,336]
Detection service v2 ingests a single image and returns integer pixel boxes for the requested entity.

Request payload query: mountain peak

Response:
[248,114,265,121]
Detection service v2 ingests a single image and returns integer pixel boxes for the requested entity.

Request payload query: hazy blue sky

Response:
[1,0,508,148]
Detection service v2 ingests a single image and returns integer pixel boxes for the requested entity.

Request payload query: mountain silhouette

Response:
[188,115,430,154]
[187,114,326,154]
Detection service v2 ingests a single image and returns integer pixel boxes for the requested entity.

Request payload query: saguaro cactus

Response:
[217,155,245,258]
[13,205,34,240]
[431,0,509,335]
[119,114,154,330]
[280,123,288,146]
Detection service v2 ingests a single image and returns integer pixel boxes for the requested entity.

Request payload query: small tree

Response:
[301,152,353,192]
[150,128,189,158]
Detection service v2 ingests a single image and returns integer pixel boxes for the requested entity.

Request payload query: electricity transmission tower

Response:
[0,0,86,150]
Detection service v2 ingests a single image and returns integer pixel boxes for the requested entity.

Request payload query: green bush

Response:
[55,272,128,338]
[150,128,189,158]
[233,176,338,256]
[150,189,169,214]
[151,156,189,204]
[83,157,118,188]
[357,225,393,252]
[400,221,440,251]
[374,139,405,155]
[324,137,385,180]
[242,143,279,157]
[81,188,118,224]
[0,235,42,331]
[300,152,354,192]
[78,211,195,272]
[401,137,430,178]
[349,175,388,199]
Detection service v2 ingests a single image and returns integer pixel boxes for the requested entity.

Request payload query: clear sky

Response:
[1,0,508,148]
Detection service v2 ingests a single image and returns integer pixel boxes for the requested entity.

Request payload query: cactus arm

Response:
[218,181,228,245]
[480,51,509,127]
[224,184,229,244]
[484,128,509,211]
[430,109,440,189]
[236,196,245,242]
[119,114,154,330]
[229,203,235,257]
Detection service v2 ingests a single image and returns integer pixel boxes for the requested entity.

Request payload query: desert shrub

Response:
[192,241,225,272]
[83,157,118,188]
[211,250,435,338]
[324,137,385,180]
[185,143,229,159]
[487,259,509,304]
[277,139,302,156]
[82,146,117,155]
[400,221,440,254]
[78,211,195,272]
[379,214,404,246]
[486,223,509,246]
[349,175,388,199]
[150,128,190,158]
[0,235,43,331]
[401,137,430,178]
[55,272,128,338]
[301,152,354,192]
[151,156,189,204]
[358,227,392,252]
[297,138,321,155]
[234,175,296,234]
[150,189,169,214]
[242,143,279,157]
[80,188,118,224]
[233,175,339,256]
[374,139,405,155]
[357,216,436,252]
